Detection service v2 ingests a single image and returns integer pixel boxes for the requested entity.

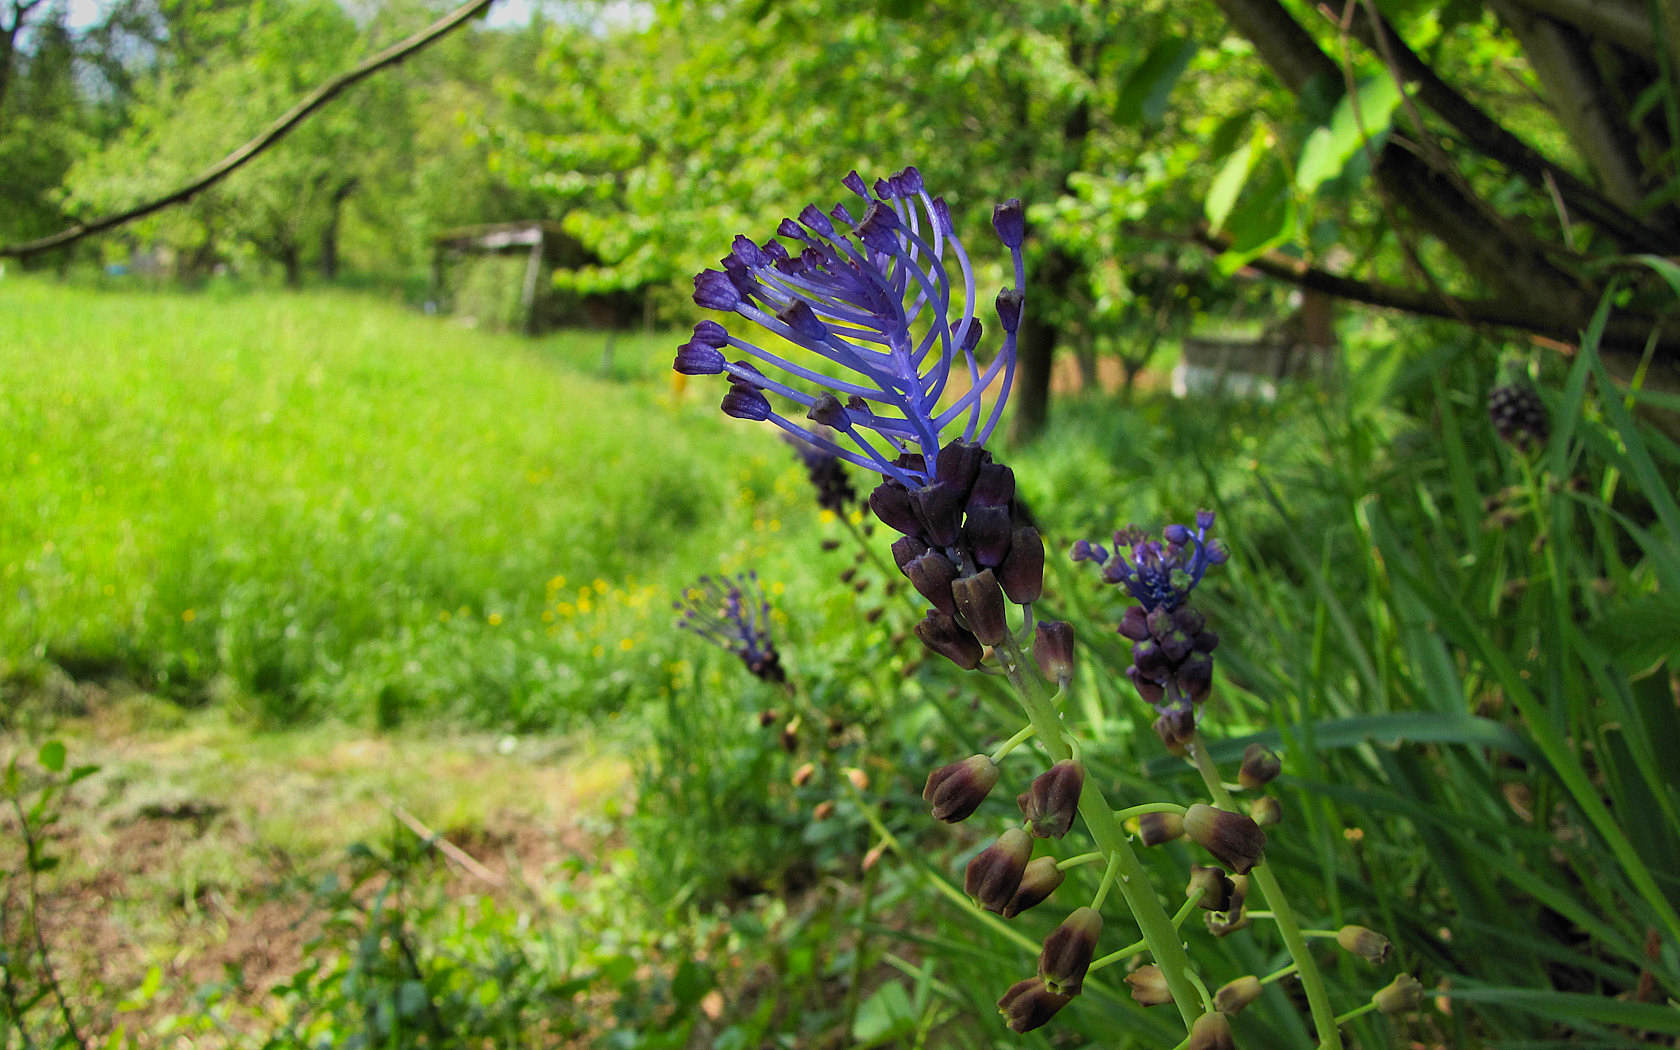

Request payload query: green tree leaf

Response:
[1116,37,1197,126]
[37,739,66,772]
[1296,74,1406,193]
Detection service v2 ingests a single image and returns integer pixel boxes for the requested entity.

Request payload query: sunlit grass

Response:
[0,277,823,726]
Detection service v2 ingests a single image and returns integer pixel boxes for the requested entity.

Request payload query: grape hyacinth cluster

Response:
[1487,381,1549,451]
[673,169,1415,1047]
[1073,512,1229,751]
[673,572,785,683]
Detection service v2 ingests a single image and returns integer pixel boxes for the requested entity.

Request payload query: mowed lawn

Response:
[0,277,814,727]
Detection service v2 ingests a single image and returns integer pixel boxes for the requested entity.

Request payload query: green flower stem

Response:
[1333,1002,1379,1026]
[1058,851,1107,871]
[1261,962,1300,986]
[999,635,1201,1030]
[1190,734,1342,1050]
[1185,968,1215,1013]
[990,723,1037,763]
[1114,802,1188,822]
[1089,892,1204,974]
[1091,851,1122,912]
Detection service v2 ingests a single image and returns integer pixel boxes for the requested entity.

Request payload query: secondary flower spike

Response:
[673,572,786,683]
[677,167,1027,489]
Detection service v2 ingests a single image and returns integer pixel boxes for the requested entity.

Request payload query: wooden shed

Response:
[429,220,639,334]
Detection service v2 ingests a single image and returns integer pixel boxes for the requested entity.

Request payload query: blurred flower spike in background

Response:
[675,166,1027,488]
[673,572,786,683]
[1072,510,1229,613]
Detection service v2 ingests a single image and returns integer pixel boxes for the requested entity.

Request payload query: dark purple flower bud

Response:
[1070,539,1108,564]
[1238,744,1282,790]
[776,217,804,240]
[1194,629,1220,653]
[906,550,960,617]
[951,569,1009,646]
[693,269,741,310]
[1172,605,1205,635]
[1163,523,1191,546]
[1214,976,1262,1015]
[1002,856,1064,917]
[891,535,929,572]
[897,165,924,194]
[721,385,771,420]
[1032,620,1076,685]
[841,170,868,197]
[1188,1011,1236,1050]
[674,342,726,375]
[1374,974,1424,1015]
[798,204,833,237]
[911,481,963,547]
[1137,810,1184,845]
[855,201,902,253]
[923,755,1000,822]
[963,505,1013,567]
[1206,875,1251,938]
[1118,606,1151,641]
[1154,709,1196,754]
[993,198,1025,248]
[691,320,729,347]
[936,440,987,495]
[1129,667,1166,707]
[778,300,829,341]
[1125,965,1172,1006]
[930,196,955,235]
[729,234,767,267]
[807,393,850,429]
[1184,803,1267,874]
[1038,906,1101,996]
[869,481,922,537]
[997,526,1044,604]
[967,463,1015,509]
[1131,638,1168,676]
[1336,924,1393,964]
[965,828,1033,913]
[997,978,1071,1033]
[1017,760,1084,838]
[995,287,1024,333]
[1178,651,1214,703]
[872,175,896,198]
[957,318,983,354]
[914,610,985,669]
[1187,864,1235,911]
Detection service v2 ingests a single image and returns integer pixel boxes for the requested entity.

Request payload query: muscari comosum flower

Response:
[1073,512,1229,748]
[673,572,786,683]
[675,167,1033,665]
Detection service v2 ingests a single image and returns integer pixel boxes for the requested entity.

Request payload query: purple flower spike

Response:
[676,167,1028,489]
[674,572,786,683]
[1076,512,1227,613]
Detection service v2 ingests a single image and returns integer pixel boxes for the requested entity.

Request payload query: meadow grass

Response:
[0,276,828,727]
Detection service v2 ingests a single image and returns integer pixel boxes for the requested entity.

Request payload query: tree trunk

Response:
[319,177,359,281]
[1011,246,1078,443]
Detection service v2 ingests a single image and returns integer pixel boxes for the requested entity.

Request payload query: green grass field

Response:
[0,277,832,728]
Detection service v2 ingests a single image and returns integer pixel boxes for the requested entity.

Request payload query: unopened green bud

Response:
[1124,964,1173,1006]
[1187,1011,1235,1050]
[1032,620,1076,684]
[1249,795,1282,826]
[923,755,999,822]
[1238,743,1281,789]
[1002,856,1064,918]
[965,828,1033,913]
[1373,973,1423,1015]
[1038,906,1102,996]
[1186,864,1235,911]
[1183,803,1267,874]
[1018,760,1084,838]
[1137,811,1184,845]
[1214,975,1262,1014]
[997,977,1071,1033]
[1336,924,1393,965]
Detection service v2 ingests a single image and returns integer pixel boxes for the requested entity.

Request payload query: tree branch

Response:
[0,0,495,260]
[1181,226,1669,350]
[1503,0,1653,59]
[1338,4,1662,251]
